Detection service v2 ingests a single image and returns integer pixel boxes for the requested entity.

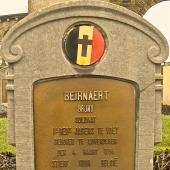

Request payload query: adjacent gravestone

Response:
[0,55,8,116]
[0,1,169,170]
[0,68,8,116]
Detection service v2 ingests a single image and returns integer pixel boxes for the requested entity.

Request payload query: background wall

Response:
[163,65,170,105]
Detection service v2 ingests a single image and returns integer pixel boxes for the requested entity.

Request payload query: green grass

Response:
[154,115,170,151]
[0,118,16,154]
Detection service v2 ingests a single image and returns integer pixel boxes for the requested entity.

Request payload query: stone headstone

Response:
[0,1,169,170]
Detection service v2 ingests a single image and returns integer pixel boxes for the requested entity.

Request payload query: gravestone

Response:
[0,1,169,170]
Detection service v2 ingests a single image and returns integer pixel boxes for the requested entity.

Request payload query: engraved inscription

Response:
[103,148,114,155]
[64,91,109,101]
[83,149,98,155]
[88,138,117,145]
[77,104,94,113]
[101,158,118,167]
[75,128,94,135]
[53,128,72,135]
[52,160,69,168]
[79,160,91,167]
[75,116,96,123]
[54,139,74,145]
[106,127,119,134]
[34,77,136,170]
[77,139,85,145]
[57,150,66,156]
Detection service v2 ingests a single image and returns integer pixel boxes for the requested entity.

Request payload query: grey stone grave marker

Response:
[0,1,169,170]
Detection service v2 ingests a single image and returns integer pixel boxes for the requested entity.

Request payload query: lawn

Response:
[0,118,16,154]
[154,115,170,151]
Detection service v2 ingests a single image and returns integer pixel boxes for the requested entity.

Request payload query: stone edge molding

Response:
[0,0,169,64]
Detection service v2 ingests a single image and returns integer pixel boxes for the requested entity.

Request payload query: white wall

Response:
[0,0,28,16]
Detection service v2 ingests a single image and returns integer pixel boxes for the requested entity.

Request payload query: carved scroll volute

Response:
[0,42,23,63]
[148,46,168,64]
[147,43,169,64]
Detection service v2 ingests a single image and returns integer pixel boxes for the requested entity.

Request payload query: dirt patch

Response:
[0,152,16,170]
[0,111,7,118]
[162,105,170,115]
[154,150,170,170]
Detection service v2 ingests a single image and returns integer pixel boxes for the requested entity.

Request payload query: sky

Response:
[0,0,28,16]
[144,1,170,62]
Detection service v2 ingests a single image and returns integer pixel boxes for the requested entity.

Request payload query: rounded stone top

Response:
[0,0,168,64]
[29,0,161,16]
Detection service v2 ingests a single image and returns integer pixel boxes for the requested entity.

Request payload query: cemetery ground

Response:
[0,116,169,170]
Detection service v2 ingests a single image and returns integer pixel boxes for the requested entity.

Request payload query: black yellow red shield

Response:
[64,24,105,66]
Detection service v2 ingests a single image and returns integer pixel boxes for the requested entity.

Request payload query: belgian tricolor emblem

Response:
[64,25,105,66]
